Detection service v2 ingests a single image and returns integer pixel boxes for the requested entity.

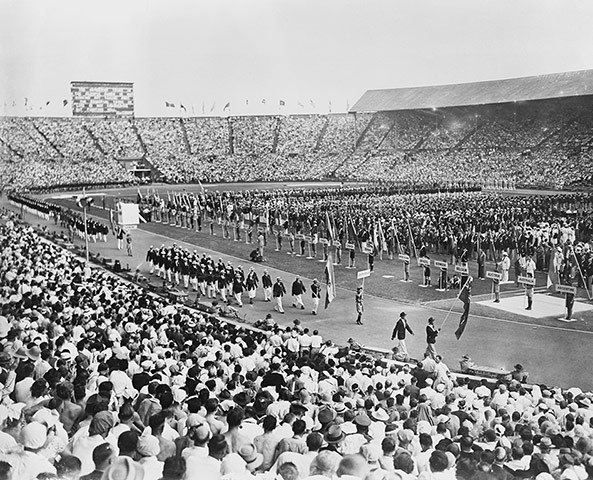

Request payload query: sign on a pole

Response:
[418,258,430,267]
[486,271,503,280]
[357,269,371,279]
[434,260,448,269]
[518,276,536,286]
[556,284,577,295]
[398,254,410,262]
[455,265,469,274]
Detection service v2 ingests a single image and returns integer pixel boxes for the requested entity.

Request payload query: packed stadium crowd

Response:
[0,118,138,191]
[335,100,593,189]
[3,206,593,480]
[2,95,593,190]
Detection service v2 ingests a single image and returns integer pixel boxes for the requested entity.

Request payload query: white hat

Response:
[20,422,47,449]
[137,428,160,457]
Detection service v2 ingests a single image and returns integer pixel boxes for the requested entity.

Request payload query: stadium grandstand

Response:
[345,70,593,189]
[2,70,593,192]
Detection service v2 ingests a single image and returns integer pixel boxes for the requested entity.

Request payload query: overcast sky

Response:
[1,0,593,117]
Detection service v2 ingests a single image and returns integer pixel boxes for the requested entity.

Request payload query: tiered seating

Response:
[84,118,144,158]
[2,96,593,189]
[232,116,277,155]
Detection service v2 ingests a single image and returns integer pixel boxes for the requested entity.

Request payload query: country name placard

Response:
[556,284,577,295]
[357,269,371,279]
[362,245,374,254]
[518,275,536,286]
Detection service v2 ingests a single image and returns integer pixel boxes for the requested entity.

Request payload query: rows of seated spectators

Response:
[2,96,593,189]
[1,157,137,191]
[382,113,435,151]
[0,118,138,191]
[84,118,144,159]
[275,116,326,155]
[4,210,593,480]
[317,115,356,155]
[34,118,102,162]
[182,118,230,156]
[0,119,61,161]
[231,117,278,156]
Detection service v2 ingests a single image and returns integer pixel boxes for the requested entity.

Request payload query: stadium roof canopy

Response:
[350,69,593,113]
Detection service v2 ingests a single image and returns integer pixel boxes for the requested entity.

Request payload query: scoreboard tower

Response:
[70,81,134,117]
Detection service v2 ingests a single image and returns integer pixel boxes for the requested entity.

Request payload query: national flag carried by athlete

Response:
[547,262,556,291]
[454,277,472,339]
[75,192,94,209]
[378,220,387,252]
[347,216,361,250]
[325,211,334,242]
[324,252,336,308]
[547,249,560,292]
